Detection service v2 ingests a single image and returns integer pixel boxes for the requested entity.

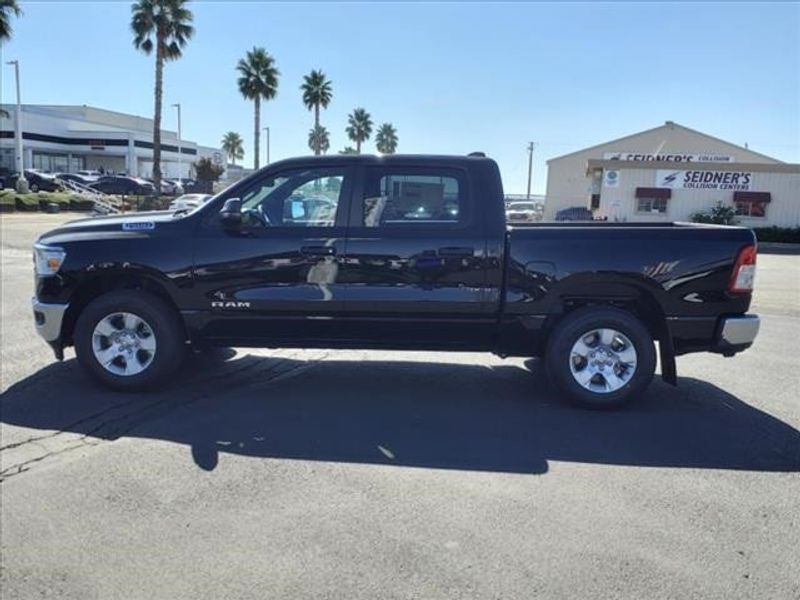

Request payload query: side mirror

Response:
[219,197,242,228]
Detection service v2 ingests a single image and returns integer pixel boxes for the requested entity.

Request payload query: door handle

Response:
[301,245,337,256]
[438,246,474,258]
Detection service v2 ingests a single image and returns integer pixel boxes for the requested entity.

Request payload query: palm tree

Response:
[221,131,244,165]
[0,0,22,42]
[237,47,279,170]
[308,125,330,155]
[375,123,398,154]
[300,69,333,155]
[131,0,194,193]
[346,108,373,154]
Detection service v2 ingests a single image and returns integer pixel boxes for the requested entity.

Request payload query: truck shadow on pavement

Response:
[2,351,799,475]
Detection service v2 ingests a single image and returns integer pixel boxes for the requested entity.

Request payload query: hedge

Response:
[1,191,101,212]
[753,227,800,244]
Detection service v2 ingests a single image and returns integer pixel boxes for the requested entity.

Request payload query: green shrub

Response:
[15,194,40,210]
[0,191,14,211]
[137,195,171,211]
[36,191,75,205]
[691,202,738,225]
[753,227,800,244]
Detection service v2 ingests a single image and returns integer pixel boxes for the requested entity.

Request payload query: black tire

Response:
[74,290,186,391]
[29,183,39,193]
[545,307,656,409]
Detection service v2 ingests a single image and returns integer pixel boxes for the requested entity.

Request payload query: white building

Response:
[0,104,224,179]
[544,121,800,227]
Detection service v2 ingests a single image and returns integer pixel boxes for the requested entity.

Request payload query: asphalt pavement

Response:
[1,213,798,599]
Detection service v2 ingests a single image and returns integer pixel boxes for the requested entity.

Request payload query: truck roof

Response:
[265,154,496,169]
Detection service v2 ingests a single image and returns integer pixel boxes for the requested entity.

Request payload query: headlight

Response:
[33,243,66,276]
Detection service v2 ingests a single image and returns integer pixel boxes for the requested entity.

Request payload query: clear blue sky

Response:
[1,1,798,193]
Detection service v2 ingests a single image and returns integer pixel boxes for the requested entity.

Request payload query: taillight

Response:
[729,244,757,294]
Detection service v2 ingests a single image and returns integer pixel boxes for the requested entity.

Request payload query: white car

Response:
[506,201,540,222]
[76,170,102,182]
[160,179,185,195]
[169,193,212,212]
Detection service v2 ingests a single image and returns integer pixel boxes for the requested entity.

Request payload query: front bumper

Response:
[32,298,68,343]
[715,314,760,356]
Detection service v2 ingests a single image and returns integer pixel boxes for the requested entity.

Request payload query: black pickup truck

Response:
[32,154,760,408]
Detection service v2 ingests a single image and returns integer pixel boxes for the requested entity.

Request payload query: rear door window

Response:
[361,169,467,227]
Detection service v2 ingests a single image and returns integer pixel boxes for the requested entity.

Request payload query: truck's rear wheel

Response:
[74,290,185,391]
[546,307,656,409]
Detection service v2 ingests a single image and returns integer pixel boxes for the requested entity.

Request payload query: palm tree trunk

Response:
[314,105,320,155]
[254,97,261,170]
[152,48,164,193]
[356,139,361,154]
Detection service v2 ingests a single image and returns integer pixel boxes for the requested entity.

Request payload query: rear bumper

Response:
[715,314,760,355]
[666,313,760,356]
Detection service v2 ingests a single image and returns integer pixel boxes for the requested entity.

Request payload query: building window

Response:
[634,187,671,215]
[733,192,770,219]
[637,197,668,214]
[32,152,84,173]
[735,200,766,218]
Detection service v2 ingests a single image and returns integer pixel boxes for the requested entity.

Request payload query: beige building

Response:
[544,121,800,227]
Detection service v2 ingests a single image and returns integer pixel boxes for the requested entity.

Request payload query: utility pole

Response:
[526,141,535,199]
[6,60,27,192]
[171,103,182,179]
[263,126,270,165]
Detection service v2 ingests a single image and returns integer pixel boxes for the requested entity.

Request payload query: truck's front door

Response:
[338,164,496,349]
[191,165,353,345]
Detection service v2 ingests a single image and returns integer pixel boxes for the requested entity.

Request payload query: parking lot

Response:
[1,213,798,599]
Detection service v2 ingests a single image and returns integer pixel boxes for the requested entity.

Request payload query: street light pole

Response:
[171,103,182,179]
[263,126,270,165]
[5,60,27,190]
[526,141,536,199]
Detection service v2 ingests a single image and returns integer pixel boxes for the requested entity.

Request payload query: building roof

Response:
[585,158,800,174]
[546,121,781,164]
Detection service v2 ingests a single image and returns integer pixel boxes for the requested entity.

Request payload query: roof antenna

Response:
[468,152,486,157]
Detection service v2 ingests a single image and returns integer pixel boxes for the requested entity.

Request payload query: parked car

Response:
[161,179,184,195]
[0,166,14,187]
[555,206,594,221]
[89,176,155,196]
[506,201,540,222]
[76,170,103,181]
[22,169,62,192]
[168,193,212,212]
[31,154,760,409]
[55,173,94,186]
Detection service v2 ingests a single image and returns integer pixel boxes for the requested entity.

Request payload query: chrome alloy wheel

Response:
[568,328,637,394]
[91,312,157,376]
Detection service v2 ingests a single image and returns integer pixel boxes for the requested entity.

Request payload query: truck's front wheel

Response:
[546,307,656,409]
[74,291,186,391]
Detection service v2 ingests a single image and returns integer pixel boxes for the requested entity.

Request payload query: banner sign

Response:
[656,169,753,191]
[603,151,734,163]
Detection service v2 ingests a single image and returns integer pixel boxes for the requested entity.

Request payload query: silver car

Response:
[168,193,212,212]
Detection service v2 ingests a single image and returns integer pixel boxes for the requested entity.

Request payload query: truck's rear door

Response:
[336,162,497,348]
